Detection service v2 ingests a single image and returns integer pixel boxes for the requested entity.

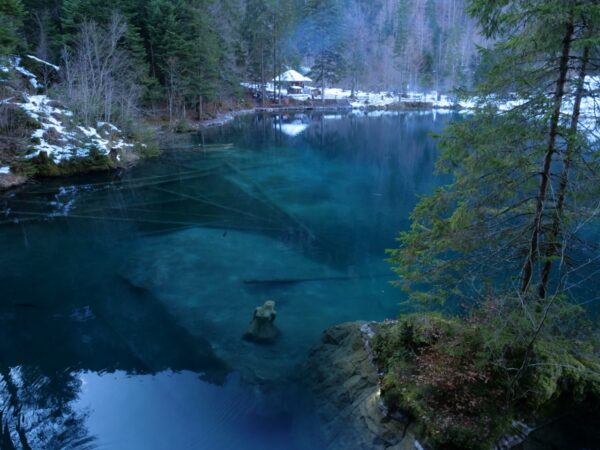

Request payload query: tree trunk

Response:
[260,46,266,106]
[321,62,325,103]
[198,94,203,121]
[538,45,590,298]
[521,15,574,295]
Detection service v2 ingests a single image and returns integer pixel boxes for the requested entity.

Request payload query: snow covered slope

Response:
[1,56,137,171]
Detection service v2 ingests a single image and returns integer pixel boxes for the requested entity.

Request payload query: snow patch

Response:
[26,55,59,71]
[0,166,10,174]
[12,57,42,89]
[97,121,121,132]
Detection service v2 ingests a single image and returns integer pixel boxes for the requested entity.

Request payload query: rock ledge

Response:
[305,322,421,450]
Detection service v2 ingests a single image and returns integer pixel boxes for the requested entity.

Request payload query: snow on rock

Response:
[0,167,10,174]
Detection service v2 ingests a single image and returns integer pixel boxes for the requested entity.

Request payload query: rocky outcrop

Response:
[243,300,280,344]
[306,322,421,450]
[0,172,26,190]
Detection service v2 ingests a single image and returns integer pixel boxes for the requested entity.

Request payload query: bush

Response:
[172,119,196,133]
[0,104,41,137]
[30,148,115,177]
[372,311,600,450]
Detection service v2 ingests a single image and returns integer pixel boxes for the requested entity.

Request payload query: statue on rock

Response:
[243,300,279,344]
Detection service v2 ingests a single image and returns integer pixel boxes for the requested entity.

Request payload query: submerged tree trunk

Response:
[538,45,590,298]
[521,15,574,295]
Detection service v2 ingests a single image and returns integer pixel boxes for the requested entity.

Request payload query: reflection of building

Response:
[273,70,313,95]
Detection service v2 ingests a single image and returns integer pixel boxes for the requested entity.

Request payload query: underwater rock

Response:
[243,300,280,344]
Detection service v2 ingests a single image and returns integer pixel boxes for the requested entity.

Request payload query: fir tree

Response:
[389,0,600,307]
[0,0,26,55]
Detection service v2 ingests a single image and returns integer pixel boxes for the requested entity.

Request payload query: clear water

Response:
[0,111,452,449]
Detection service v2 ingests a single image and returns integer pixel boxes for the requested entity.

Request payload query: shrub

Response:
[372,311,600,450]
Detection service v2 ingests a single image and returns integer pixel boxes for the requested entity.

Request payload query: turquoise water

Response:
[0,111,450,449]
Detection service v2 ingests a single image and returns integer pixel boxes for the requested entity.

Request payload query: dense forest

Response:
[1,0,483,123]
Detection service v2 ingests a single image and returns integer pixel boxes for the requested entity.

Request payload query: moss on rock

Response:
[372,313,600,450]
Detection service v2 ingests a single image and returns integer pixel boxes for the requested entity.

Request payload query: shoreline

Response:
[195,102,460,129]
[0,104,457,191]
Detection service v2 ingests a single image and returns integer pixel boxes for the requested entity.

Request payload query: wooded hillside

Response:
[1,0,483,120]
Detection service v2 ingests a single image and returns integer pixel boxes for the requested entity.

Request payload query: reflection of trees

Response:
[0,274,229,449]
[0,367,91,450]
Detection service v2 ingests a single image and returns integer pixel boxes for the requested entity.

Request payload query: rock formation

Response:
[305,322,421,450]
[243,300,279,344]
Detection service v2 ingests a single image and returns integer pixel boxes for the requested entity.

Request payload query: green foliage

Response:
[8,0,487,117]
[388,0,600,307]
[30,148,115,177]
[128,124,161,157]
[306,0,347,91]
[0,0,26,54]
[373,311,600,450]
[385,6,600,447]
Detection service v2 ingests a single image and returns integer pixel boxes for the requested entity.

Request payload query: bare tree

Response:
[34,11,52,91]
[59,12,142,127]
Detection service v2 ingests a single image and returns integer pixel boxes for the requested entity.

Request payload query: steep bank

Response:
[306,320,600,450]
[305,322,421,450]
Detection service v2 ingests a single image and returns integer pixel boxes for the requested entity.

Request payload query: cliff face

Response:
[305,322,422,450]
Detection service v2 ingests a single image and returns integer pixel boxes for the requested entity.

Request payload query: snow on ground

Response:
[320,87,456,109]
[1,57,135,163]
[0,167,10,174]
[242,81,457,109]
[242,75,598,130]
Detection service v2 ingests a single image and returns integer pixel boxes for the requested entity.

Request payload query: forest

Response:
[1,0,482,124]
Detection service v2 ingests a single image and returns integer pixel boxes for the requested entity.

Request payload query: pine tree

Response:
[388,0,600,308]
[242,0,273,102]
[186,1,221,117]
[305,0,346,101]
[0,0,26,55]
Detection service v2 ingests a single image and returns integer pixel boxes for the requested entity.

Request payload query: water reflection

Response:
[0,112,451,449]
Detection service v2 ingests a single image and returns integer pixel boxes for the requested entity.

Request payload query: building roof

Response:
[274,70,313,83]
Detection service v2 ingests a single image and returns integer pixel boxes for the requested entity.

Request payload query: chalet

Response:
[273,69,313,95]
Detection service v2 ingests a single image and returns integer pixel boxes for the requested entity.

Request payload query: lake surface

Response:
[0,111,451,449]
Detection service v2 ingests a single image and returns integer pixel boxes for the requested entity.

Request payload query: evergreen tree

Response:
[388,0,600,318]
[393,0,411,91]
[305,0,346,100]
[0,0,26,55]
[242,0,273,102]
[186,1,221,116]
